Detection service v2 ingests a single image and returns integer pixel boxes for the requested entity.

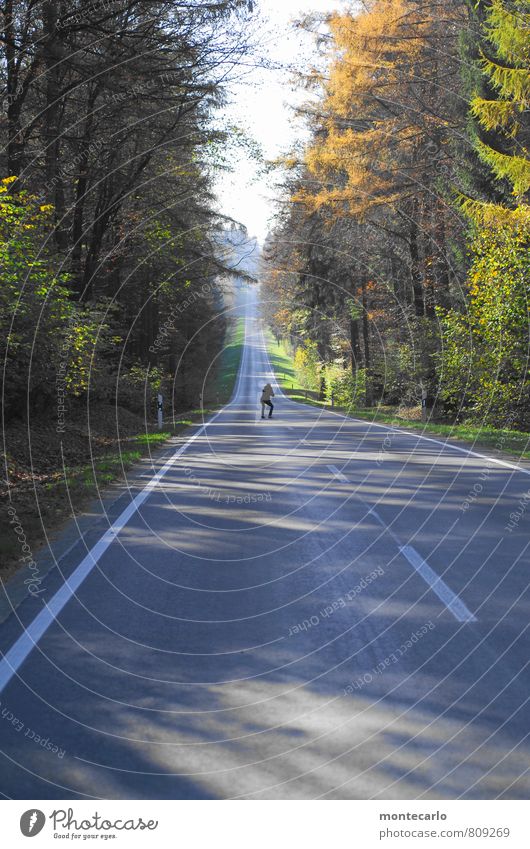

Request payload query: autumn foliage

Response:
[263,0,530,427]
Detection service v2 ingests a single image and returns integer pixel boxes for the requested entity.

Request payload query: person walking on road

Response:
[261,383,275,419]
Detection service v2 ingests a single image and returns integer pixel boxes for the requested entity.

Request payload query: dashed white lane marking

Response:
[264,325,478,624]
[327,464,349,483]
[367,506,477,623]
[400,545,477,623]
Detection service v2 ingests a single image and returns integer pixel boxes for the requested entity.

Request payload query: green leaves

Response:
[0,183,118,414]
[439,221,530,425]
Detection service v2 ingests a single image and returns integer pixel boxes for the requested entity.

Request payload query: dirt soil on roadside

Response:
[1,403,155,584]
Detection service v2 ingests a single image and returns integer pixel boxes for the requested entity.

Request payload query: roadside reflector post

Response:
[157,393,163,430]
[421,387,428,423]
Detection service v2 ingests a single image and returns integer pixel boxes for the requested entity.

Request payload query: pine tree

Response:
[461,0,530,223]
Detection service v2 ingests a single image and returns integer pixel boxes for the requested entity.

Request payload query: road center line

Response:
[367,507,476,623]
[327,464,349,482]
[266,324,477,624]
[399,545,477,623]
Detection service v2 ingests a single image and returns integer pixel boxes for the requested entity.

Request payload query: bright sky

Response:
[216,0,353,243]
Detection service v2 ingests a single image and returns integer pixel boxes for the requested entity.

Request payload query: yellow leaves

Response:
[479,56,530,104]
[326,1,419,114]
[469,3,530,218]
[330,0,410,51]
[456,193,530,228]
[0,176,16,195]
[305,127,370,177]
[471,96,520,133]
[280,155,299,170]
[475,138,530,197]
[485,0,530,67]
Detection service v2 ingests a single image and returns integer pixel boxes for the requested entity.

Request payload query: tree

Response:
[439,0,530,425]
[264,1,471,409]
[461,0,530,223]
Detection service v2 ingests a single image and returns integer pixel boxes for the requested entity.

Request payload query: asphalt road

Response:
[0,288,528,799]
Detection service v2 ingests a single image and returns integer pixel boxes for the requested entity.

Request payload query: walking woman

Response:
[260,383,275,419]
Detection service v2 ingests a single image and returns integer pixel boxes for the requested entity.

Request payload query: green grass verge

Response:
[266,330,530,461]
[211,316,245,404]
[267,333,303,393]
[2,317,244,577]
[61,413,213,494]
[350,412,530,458]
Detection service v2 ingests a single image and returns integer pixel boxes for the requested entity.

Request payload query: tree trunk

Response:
[4,0,23,186]
[409,201,425,318]
[71,87,100,290]
[432,204,452,310]
[350,314,362,374]
[42,1,67,248]
[360,279,372,406]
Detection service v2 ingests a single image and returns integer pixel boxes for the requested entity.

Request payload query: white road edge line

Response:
[323,403,530,478]
[327,464,349,483]
[0,423,213,695]
[400,544,477,624]
[365,420,530,477]
[0,317,251,694]
[260,321,530,479]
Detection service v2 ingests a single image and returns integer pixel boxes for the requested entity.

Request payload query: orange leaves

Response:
[296,0,442,220]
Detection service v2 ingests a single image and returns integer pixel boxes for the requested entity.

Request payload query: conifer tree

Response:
[462,0,530,223]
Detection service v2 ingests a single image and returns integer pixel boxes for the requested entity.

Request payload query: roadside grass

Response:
[351,412,530,458]
[57,413,213,496]
[51,316,246,508]
[60,315,246,501]
[267,333,302,393]
[266,330,530,461]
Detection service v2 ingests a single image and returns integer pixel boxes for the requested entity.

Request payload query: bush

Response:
[293,341,321,391]
[438,222,530,427]
[324,362,366,407]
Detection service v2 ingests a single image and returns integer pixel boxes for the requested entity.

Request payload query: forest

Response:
[0,0,256,424]
[262,0,530,430]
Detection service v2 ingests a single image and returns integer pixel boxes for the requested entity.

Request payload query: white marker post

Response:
[157,393,163,430]
[421,387,428,423]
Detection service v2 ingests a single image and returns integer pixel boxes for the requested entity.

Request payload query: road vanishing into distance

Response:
[0,287,529,800]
